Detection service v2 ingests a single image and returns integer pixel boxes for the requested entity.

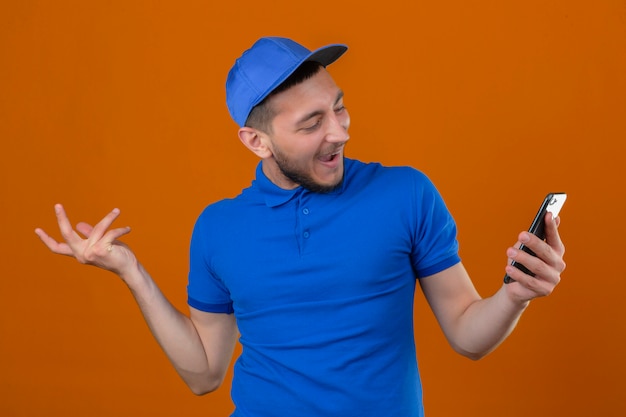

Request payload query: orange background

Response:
[1,1,625,416]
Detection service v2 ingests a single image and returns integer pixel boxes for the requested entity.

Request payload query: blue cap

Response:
[226,37,348,127]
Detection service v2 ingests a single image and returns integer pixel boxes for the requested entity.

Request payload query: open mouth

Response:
[319,153,338,163]
[318,149,342,163]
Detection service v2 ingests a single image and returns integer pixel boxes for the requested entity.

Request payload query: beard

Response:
[273,146,344,194]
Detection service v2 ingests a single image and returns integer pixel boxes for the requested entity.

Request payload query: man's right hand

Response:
[35,204,137,279]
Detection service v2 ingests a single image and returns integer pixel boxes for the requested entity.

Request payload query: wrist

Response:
[118,261,149,290]
[500,285,531,312]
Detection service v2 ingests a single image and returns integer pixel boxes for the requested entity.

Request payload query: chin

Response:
[305,174,343,194]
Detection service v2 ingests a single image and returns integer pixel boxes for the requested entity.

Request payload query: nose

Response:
[325,109,350,143]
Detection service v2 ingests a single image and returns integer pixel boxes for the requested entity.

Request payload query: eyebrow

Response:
[295,90,344,126]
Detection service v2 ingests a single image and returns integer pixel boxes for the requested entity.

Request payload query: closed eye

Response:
[302,118,322,132]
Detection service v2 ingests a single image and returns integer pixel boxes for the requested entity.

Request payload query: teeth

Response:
[319,149,341,162]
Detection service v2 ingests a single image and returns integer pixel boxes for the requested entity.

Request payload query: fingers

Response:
[544,212,565,257]
[504,262,557,296]
[75,221,131,243]
[525,214,566,275]
[54,204,85,249]
[102,225,132,245]
[34,227,74,256]
[92,208,122,239]
[504,215,566,297]
[37,204,131,260]
[75,222,93,237]
[506,245,560,287]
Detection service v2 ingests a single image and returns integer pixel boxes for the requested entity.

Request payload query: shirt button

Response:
[303,231,310,239]
[302,208,310,215]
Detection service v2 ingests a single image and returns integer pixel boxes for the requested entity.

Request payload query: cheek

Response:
[272,139,316,164]
[288,137,323,157]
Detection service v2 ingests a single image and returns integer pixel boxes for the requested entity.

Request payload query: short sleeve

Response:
[409,171,461,278]
[187,210,234,314]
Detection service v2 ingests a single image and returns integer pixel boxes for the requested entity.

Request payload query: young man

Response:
[35,37,566,416]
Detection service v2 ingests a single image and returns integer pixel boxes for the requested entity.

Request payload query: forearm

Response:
[121,264,219,393]
[448,286,529,360]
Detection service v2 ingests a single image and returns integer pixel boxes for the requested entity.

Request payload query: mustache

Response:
[319,144,347,157]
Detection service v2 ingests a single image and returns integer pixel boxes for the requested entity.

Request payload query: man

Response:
[35,37,566,416]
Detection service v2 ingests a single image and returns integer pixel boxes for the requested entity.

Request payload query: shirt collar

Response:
[252,160,347,208]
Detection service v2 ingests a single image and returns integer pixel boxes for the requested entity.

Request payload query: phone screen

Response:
[504,193,567,284]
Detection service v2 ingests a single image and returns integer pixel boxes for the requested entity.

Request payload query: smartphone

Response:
[503,192,567,284]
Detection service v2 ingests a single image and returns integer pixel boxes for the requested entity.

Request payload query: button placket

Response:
[302,205,311,239]
[296,194,312,254]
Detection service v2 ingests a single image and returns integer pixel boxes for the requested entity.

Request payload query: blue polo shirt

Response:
[188,158,460,417]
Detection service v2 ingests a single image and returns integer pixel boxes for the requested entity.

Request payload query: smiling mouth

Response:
[319,153,338,163]
[318,148,343,163]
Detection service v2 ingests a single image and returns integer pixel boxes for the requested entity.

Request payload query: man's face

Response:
[260,68,350,193]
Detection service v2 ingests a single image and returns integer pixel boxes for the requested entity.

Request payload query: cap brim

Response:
[306,44,348,67]
[250,44,348,109]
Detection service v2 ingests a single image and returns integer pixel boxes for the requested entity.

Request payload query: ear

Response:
[238,127,273,159]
